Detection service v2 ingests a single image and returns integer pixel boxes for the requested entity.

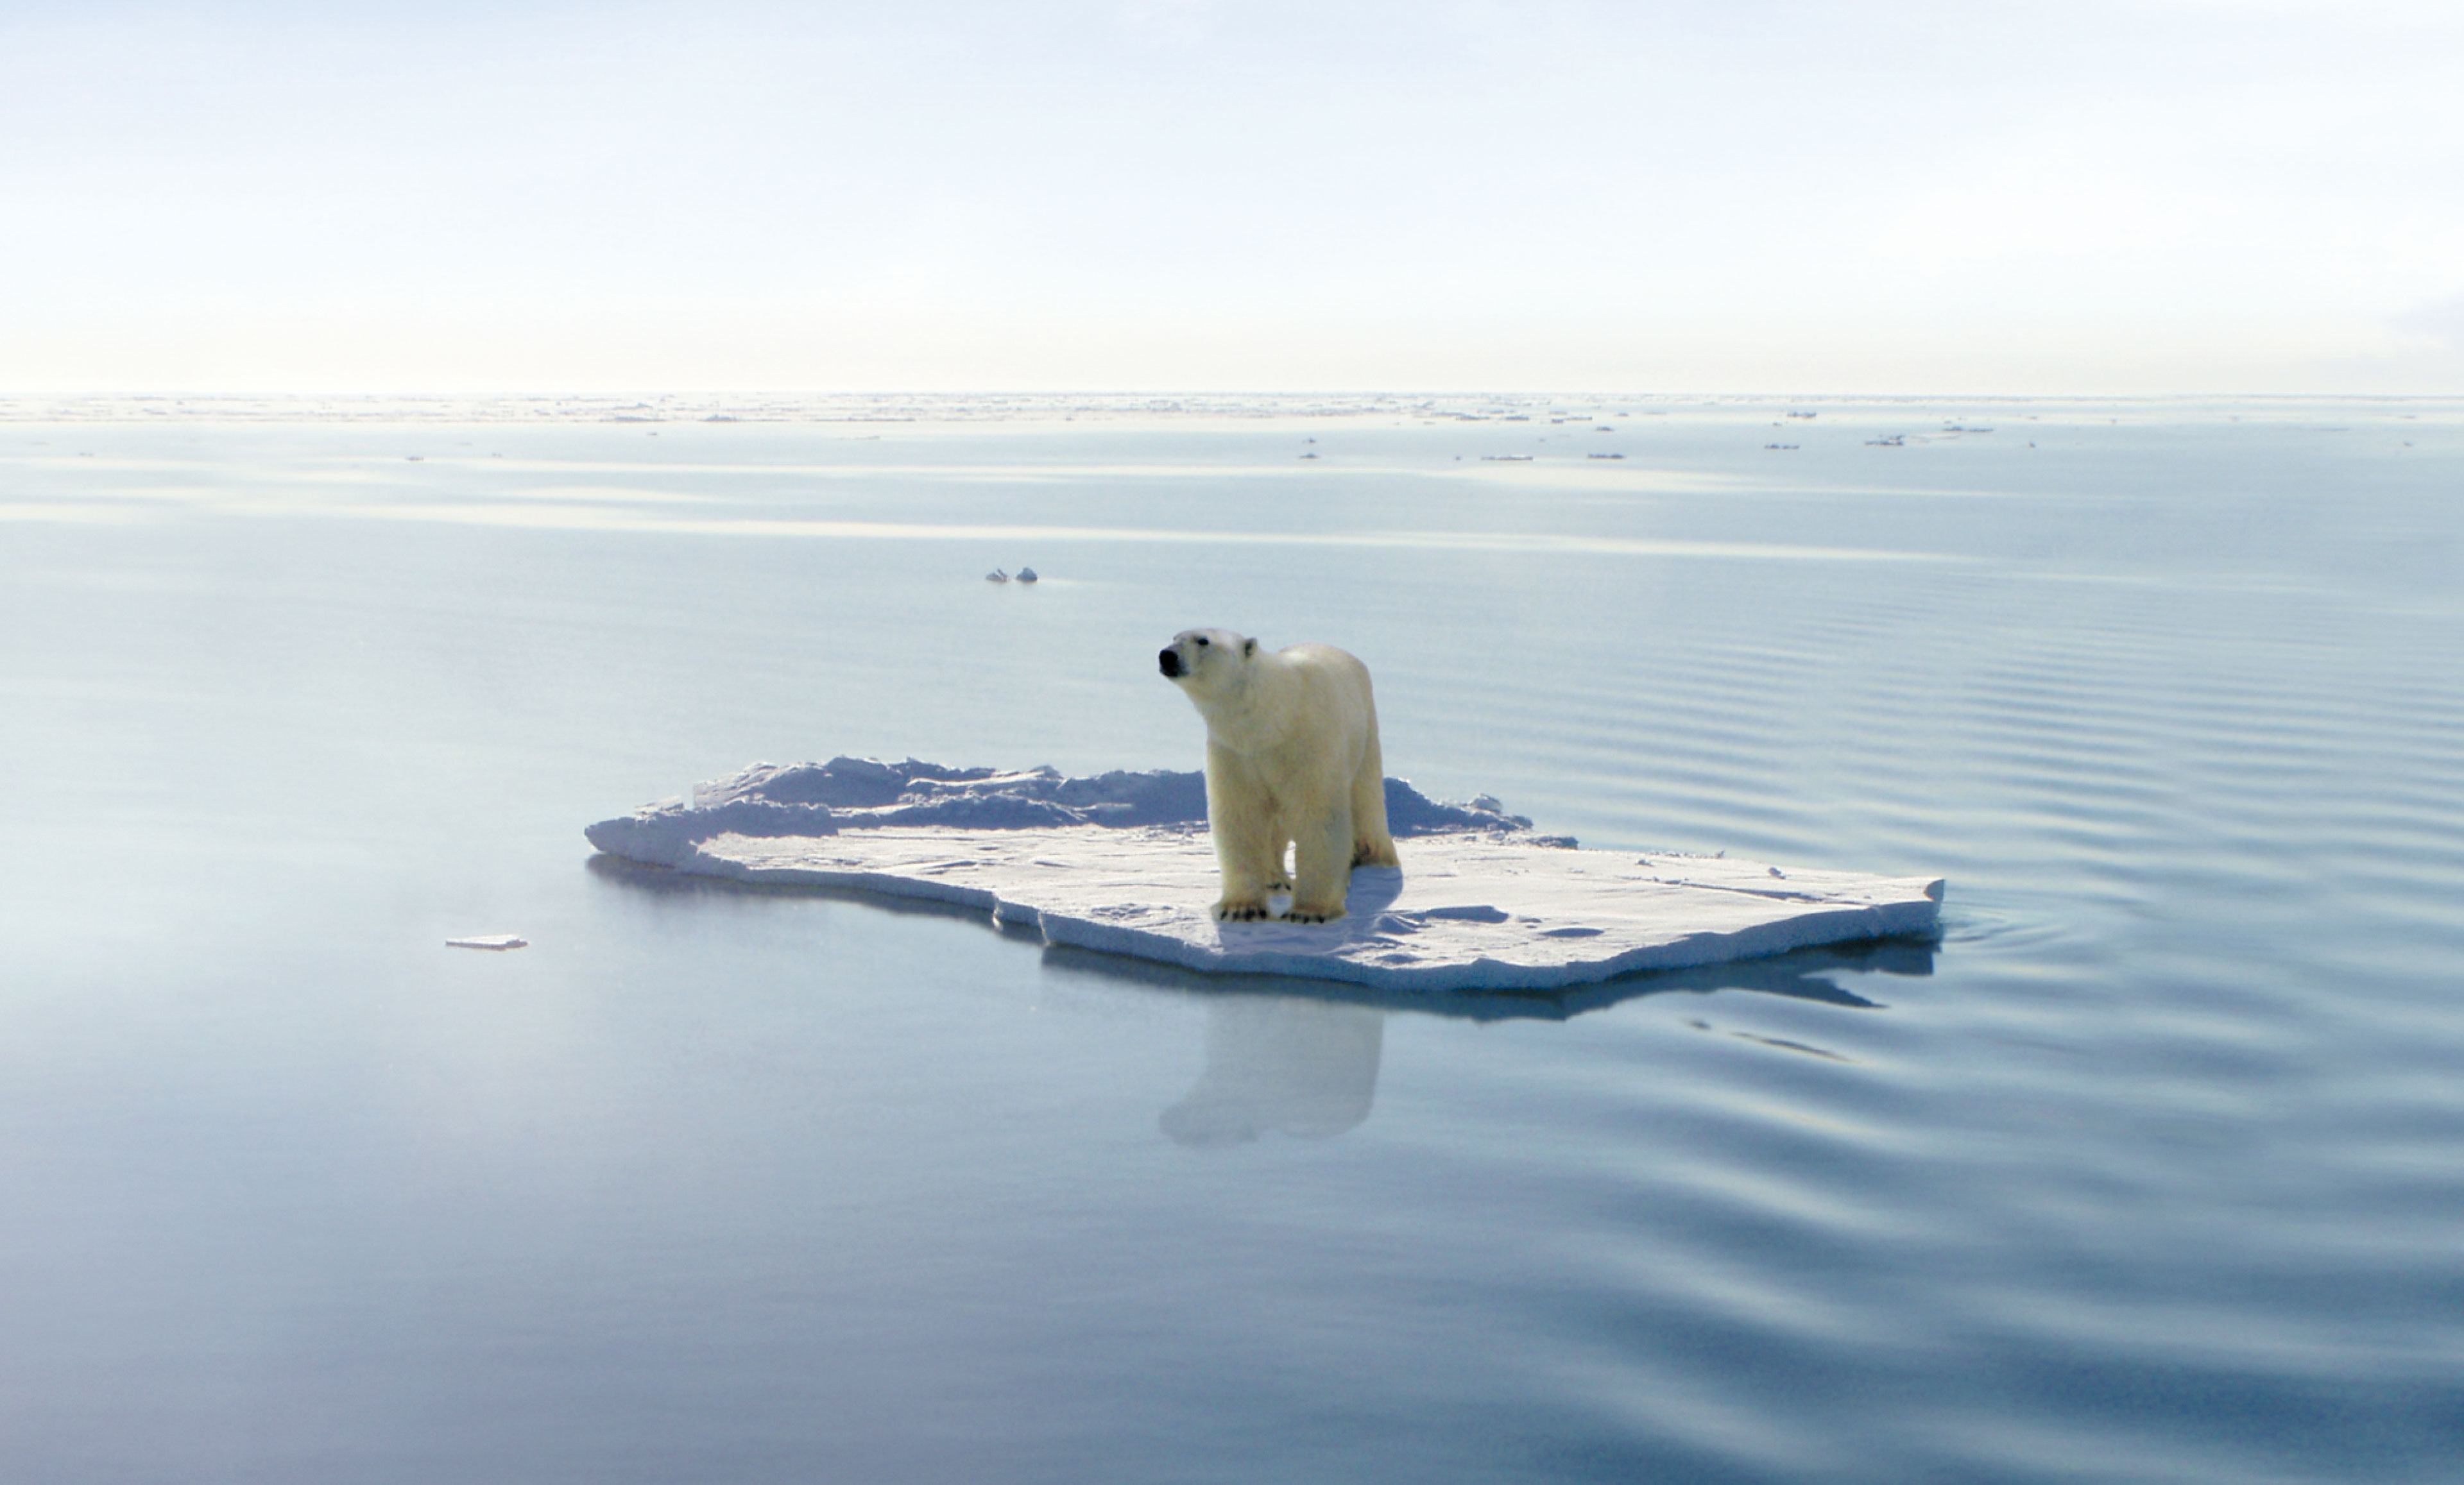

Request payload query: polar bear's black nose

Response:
[1158,648,1183,678]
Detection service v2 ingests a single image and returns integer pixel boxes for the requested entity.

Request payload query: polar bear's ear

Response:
[1243,637,1257,658]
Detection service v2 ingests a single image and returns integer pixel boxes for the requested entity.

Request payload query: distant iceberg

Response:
[585,757,1942,994]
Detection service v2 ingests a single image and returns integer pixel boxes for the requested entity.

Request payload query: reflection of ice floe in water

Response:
[1028,929,1929,1022]
[1160,997,1383,1147]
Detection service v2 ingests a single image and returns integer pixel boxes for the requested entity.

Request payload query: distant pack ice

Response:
[585,757,1942,994]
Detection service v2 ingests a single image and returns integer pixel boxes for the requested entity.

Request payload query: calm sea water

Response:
[3,396,2459,1483]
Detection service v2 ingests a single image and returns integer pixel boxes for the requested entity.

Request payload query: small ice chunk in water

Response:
[986,568,1010,583]
[447,935,528,951]
[1016,566,1039,583]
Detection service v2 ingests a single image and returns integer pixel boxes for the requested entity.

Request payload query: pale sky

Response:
[4,0,2461,394]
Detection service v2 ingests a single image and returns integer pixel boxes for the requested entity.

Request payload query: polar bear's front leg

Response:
[1205,743,1280,921]
[1285,802,1355,923]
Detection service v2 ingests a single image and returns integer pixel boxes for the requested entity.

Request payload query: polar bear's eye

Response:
[1195,636,1210,647]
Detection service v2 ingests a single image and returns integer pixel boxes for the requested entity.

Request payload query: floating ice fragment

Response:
[1016,566,1039,583]
[447,935,527,951]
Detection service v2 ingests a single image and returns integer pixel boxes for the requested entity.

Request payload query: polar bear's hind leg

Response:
[1349,720,1401,868]
[1285,804,1355,922]
[1263,827,1294,894]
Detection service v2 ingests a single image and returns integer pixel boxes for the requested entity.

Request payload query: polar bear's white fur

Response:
[1159,628,1399,923]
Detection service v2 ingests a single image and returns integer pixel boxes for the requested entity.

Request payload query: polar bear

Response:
[1158,629,1400,922]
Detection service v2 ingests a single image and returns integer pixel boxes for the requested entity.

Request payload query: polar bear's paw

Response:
[1283,905,1348,924]
[1214,899,1274,922]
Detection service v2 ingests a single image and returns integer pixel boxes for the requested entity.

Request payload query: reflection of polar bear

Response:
[1158,628,1400,922]
[1159,996,1385,1146]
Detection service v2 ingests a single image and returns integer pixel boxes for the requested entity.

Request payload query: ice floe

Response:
[446,934,527,951]
[585,758,1941,994]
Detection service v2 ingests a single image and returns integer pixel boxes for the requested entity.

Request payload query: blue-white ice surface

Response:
[588,759,1942,993]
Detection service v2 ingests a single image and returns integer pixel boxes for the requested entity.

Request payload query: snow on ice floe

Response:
[584,758,1942,994]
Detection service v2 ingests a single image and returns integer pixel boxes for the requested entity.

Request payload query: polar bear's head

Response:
[1158,627,1258,694]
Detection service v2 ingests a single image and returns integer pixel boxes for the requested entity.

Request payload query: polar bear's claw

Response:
[1215,901,1272,922]
[1283,906,1347,924]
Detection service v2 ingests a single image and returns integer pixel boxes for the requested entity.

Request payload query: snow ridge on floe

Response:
[584,756,1555,868]
[585,757,1942,994]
